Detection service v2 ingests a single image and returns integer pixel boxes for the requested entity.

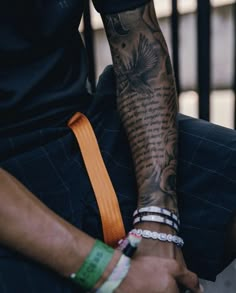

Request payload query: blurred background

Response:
[81,1,236,292]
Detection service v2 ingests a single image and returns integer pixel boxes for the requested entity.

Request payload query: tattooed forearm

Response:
[103,1,178,213]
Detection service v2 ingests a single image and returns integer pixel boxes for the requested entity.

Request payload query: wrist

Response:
[69,238,125,292]
[133,206,180,233]
[132,206,181,257]
[96,254,131,293]
[137,192,179,216]
[70,240,116,290]
[93,249,123,290]
[133,223,178,258]
[58,229,96,277]
[134,221,177,234]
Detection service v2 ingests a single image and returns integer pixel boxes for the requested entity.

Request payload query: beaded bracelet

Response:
[95,254,131,293]
[131,229,184,248]
[133,206,180,225]
[70,240,114,291]
[133,214,179,232]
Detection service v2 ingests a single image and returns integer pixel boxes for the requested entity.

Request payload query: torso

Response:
[0,0,88,136]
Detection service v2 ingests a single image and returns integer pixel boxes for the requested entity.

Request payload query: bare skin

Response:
[0,2,203,287]
[102,1,235,291]
[101,3,196,292]
[0,169,202,293]
[0,168,122,288]
[103,1,178,213]
[0,1,235,292]
[101,2,199,292]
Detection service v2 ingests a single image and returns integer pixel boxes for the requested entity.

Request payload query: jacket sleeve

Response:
[92,0,150,14]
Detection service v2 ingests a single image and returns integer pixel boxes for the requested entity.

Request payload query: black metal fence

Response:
[83,0,236,128]
[234,3,236,128]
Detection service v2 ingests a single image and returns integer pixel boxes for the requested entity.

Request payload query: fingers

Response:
[175,268,204,293]
[174,249,205,293]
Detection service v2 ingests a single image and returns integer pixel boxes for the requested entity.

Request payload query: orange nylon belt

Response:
[68,112,126,247]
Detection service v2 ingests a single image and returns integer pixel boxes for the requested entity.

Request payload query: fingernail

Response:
[200,284,204,292]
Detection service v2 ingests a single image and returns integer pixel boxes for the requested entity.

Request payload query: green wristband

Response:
[70,240,115,290]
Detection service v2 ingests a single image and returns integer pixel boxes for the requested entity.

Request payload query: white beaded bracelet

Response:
[130,229,184,247]
[133,214,179,232]
[133,206,180,225]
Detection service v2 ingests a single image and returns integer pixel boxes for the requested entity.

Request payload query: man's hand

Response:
[131,222,203,293]
[115,255,203,293]
[102,1,202,291]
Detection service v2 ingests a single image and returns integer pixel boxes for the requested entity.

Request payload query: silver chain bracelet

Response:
[130,229,184,247]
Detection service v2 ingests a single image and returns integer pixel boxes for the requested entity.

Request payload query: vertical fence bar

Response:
[197,0,211,121]
[83,0,96,92]
[171,0,180,96]
[234,3,236,129]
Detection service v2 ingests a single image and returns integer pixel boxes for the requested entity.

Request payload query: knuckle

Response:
[187,271,200,290]
[192,273,200,287]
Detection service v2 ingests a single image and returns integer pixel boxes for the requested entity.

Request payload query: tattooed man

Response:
[0,1,235,292]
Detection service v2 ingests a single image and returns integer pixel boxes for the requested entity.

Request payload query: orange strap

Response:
[68,112,126,247]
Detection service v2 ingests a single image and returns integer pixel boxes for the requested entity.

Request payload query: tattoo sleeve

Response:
[103,1,178,213]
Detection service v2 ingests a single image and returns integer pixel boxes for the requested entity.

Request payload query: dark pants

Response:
[0,66,236,292]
